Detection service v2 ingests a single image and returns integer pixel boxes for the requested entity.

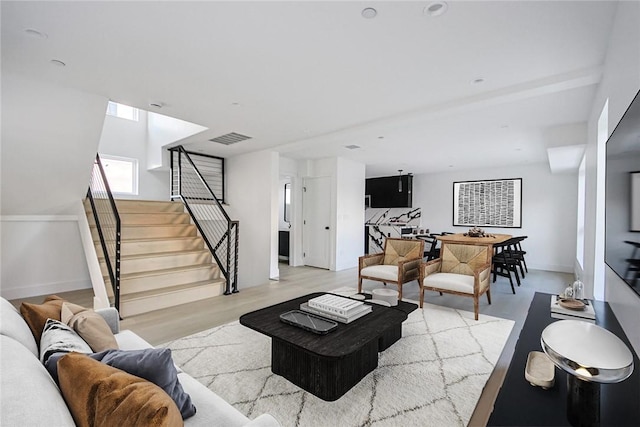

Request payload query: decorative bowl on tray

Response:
[558,298,586,311]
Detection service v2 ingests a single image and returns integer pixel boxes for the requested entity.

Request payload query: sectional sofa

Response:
[0,296,280,426]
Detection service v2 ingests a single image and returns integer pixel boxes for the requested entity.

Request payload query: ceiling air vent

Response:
[209,132,252,145]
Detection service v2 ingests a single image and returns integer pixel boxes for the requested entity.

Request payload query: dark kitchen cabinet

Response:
[365,175,412,208]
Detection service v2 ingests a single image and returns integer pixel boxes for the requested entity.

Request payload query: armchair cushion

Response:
[360,265,398,282]
[423,273,474,294]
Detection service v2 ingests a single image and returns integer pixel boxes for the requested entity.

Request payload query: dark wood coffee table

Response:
[239,292,417,401]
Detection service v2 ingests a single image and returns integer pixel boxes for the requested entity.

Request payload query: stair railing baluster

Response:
[86,154,121,312]
[169,146,239,295]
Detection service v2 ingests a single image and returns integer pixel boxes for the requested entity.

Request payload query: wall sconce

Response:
[398,170,403,192]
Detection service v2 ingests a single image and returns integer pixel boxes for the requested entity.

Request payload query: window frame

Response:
[100,154,139,196]
[106,101,139,122]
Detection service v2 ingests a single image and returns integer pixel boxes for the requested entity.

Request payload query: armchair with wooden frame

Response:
[419,241,492,320]
[358,238,424,301]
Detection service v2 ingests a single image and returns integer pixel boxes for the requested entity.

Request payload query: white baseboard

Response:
[0,215,78,222]
[0,279,92,300]
[528,263,574,274]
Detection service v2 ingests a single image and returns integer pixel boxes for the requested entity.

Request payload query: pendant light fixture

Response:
[398,170,403,192]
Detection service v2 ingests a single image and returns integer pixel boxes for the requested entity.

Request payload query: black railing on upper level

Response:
[86,154,121,311]
[169,146,239,294]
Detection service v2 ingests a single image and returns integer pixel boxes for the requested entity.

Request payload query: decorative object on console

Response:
[550,295,595,322]
[453,178,522,227]
[541,320,634,427]
[572,279,585,300]
[525,351,555,389]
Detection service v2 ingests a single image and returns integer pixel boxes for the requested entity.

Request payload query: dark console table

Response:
[488,292,640,426]
[240,292,417,401]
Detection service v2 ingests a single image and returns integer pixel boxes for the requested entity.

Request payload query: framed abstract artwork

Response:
[453,178,522,228]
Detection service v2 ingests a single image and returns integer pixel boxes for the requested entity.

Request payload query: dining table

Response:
[436,233,511,245]
[436,233,512,257]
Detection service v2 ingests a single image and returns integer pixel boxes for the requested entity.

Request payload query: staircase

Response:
[86,199,226,317]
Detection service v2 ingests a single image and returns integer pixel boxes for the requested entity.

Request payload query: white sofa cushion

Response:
[361,265,398,282]
[423,272,475,294]
[0,335,75,426]
[1,297,38,357]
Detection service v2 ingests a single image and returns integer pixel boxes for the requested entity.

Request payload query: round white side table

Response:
[541,320,634,426]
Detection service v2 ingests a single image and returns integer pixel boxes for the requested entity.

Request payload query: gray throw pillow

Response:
[39,318,92,363]
[46,348,196,420]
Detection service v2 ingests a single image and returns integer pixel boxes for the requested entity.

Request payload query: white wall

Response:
[412,163,578,272]
[1,74,107,215]
[0,217,92,299]
[584,1,640,353]
[0,74,106,298]
[226,150,279,286]
[99,112,170,201]
[147,112,207,170]
[335,157,365,271]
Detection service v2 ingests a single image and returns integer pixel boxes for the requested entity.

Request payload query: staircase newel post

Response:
[232,222,239,293]
[224,221,232,295]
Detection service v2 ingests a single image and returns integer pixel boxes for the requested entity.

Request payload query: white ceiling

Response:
[1,1,618,177]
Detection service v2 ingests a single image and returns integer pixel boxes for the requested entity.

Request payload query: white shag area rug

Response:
[164,297,514,427]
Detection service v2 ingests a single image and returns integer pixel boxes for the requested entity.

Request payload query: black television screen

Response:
[605,89,640,297]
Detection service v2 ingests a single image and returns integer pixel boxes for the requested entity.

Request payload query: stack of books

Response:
[550,295,596,323]
[300,294,372,323]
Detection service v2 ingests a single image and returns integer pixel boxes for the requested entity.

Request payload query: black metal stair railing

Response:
[86,154,121,311]
[169,146,239,294]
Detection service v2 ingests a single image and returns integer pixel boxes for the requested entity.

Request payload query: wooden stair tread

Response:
[116,264,218,280]
[94,236,201,244]
[120,280,225,301]
[99,249,209,262]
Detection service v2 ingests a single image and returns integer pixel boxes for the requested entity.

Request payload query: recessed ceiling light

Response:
[50,59,66,67]
[344,145,361,150]
[231,102,240,106]
[24,28,48,39]
[424,2,448,17]
[471,78,485,84]
[149,102,164,109]
[362,7,377,19]
[378,136,385,139]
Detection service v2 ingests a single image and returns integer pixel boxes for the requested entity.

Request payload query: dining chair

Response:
[419,236,439,261]
[491,238,521,294]
[510,236,528,277]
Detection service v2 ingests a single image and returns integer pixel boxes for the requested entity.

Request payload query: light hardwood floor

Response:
[10,263,572,426]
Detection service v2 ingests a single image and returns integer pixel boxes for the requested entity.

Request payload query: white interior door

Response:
[303,176,331,269]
